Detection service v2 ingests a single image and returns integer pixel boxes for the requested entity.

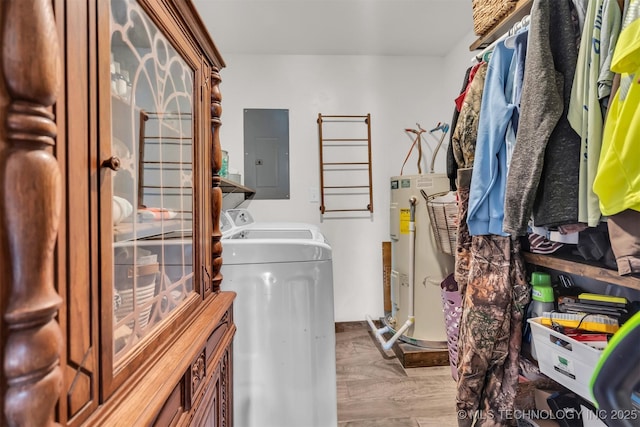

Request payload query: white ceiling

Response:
[192,0,474,57]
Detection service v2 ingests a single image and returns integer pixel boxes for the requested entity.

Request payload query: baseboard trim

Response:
[335,320,379,333]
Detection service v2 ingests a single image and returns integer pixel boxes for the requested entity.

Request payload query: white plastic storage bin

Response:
[527,317,605,403]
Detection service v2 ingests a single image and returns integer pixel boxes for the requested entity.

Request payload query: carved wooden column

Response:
[1,0,63,426]
[220,350,230,427]
[210,69,223,292]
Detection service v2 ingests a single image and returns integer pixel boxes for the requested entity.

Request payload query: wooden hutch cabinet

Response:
[0,0,234,426]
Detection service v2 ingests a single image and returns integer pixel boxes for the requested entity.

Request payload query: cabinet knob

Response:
[102,156,121,171]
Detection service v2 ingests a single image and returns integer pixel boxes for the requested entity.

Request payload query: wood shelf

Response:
[113,219,186,242]
[469,0,533,51]
[523,252,640,292]
[219,177,255,198]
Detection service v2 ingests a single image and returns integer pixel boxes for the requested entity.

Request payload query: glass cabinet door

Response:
[104,0,201,372]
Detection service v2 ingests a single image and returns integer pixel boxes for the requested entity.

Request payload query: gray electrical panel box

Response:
[243,109,290,199]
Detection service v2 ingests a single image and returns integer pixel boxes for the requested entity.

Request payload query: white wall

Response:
[219,48,476,322]
[443,31,478,102]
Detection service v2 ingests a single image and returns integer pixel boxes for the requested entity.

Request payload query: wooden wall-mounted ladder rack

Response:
[317,113,373,214]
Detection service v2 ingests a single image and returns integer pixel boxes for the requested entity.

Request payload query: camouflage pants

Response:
[455,167,473,296]
[456,235,530,427]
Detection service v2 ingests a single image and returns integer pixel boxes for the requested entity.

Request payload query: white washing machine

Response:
[220,210,337,427]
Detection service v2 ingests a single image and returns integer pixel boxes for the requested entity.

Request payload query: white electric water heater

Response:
[388,173,454,347]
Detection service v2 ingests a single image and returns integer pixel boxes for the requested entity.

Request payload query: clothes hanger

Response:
[472,14,531,63]
[505,15,531,48]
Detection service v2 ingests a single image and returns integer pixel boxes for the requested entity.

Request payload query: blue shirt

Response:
[467,41,517,236]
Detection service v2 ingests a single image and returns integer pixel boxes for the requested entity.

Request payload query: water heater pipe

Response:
[366,315,413,351]
[365,196,418,351]
[407,196,417,319]
[428,123,449,174]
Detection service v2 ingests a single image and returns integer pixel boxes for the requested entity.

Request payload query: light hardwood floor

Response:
[336,322,458,427]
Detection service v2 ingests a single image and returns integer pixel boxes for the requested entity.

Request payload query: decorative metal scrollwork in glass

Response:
[109,0,195,363]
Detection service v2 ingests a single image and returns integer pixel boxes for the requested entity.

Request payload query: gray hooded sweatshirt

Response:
[503,0,581,235]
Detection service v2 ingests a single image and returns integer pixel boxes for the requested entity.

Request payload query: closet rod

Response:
[471,14,530,63]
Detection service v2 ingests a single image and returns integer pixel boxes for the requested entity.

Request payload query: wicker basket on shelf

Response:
[472,0,519,36]
[426,192,458,255]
